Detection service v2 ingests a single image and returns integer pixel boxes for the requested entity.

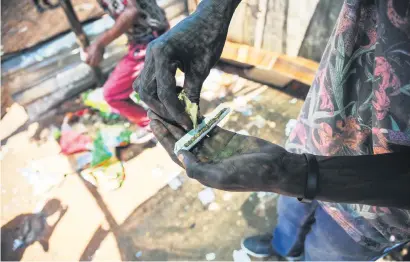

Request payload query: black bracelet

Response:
[297,153,319,203]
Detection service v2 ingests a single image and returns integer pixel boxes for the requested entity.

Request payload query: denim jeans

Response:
[271,196,401,261]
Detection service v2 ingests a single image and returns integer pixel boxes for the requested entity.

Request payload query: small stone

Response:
[237,211,242,216]
[206,252,216,261]
[189,223,196,229]
[289,98,298,104]
[135,251,143,258]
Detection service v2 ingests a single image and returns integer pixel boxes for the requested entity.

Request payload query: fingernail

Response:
[178,154,186,167]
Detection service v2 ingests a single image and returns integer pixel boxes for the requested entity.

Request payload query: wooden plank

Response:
[221,41,319,86]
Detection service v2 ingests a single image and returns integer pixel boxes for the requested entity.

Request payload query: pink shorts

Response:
[103,44,150,127]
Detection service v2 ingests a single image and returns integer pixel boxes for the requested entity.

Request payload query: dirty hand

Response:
[134,0,241,130]
[149,111,303,193]
[85,42,104,67]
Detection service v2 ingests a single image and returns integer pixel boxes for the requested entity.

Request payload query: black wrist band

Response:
[297,153,319,203]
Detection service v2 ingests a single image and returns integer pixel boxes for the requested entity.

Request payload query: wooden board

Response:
[221,41,319,87]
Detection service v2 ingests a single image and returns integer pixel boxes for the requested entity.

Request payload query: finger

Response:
[154,46,193,130]
[177,150,199,176]
[183,72,204,104]
[150,119,182,167]
[148,110,185,140]
[133,47,174,121]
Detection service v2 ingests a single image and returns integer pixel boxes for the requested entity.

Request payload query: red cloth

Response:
[60,130,92,155]
[103,44,149,127]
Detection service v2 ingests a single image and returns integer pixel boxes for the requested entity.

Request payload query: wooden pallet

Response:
[221,41,319,87]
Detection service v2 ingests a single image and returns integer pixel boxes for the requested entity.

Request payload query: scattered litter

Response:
[198,188,215,206]
[233,96,253,116]
[223,193,232,201]
[252,95,262,102]
[91,131,112,167]
[208,202,220,211]
[267,121,277,129]
[246,115,266,129]
[135,251,143,258]
[82,88,112,114]
[289,98,298,104]
[233,249,251,262]
[99,126,132,148]
[60,129,92,155]
[60,115,92,155]
[168,176,183,190]
[19,165,67,196]
[206,252,216,261]
[74,152,93,170]
[81,159,125,191]
[285,119,298,136]
[237,211,242,216]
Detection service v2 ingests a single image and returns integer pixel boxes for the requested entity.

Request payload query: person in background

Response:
[85,0,169,142]
[135,0,410,260]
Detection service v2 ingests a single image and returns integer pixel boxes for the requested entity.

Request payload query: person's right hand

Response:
[133,0,241,130]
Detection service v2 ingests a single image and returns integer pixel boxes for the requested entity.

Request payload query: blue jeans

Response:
[272,196,400,261]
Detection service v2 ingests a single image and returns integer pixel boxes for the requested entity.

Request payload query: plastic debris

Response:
[233,96,253,116]
[208,202,220,211]
[233,249,251,262]
[289,98,298,104]
[91,132,112,167]
[206,252,216,261]
[168,176,183,190]
[81,159,125,191]
[246,115,266,129]
[82,88,112,113]
[285,119,298,136]
[19,167,66,196]
[198,188,215,206]
[135,251,143,258]
[267,121,277,129]
[60,129,92,155]
[75,152,93,170]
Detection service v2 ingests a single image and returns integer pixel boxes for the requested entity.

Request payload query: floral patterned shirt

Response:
[286,0,410,251]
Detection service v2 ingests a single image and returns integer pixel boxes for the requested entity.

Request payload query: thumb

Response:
[177,150,199,177]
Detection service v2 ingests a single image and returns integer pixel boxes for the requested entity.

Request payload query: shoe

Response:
[130,127,155,144]
[241,235,275,258]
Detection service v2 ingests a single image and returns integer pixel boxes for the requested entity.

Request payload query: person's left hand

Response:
[85,42,104,67]
[149,111,304,193]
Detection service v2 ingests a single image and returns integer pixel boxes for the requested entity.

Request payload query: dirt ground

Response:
[1,70,306,261]
[1,0,103,55]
